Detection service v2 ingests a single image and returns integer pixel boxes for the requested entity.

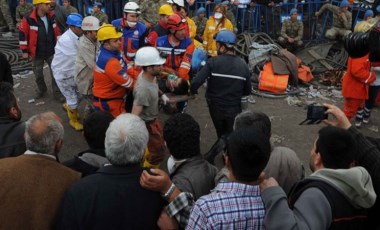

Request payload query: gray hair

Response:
[105,114,149,166]
[25,112,64,155]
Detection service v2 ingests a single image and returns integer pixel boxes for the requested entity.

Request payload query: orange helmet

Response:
[167,14,186,31]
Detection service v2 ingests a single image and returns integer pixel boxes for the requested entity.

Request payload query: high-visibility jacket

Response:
[156,34,195,81]
[112,19,148,62]
[19,8,61,58]
[186,16,197,41]
[342,54,375,100]
[203,16,233,57]
[93,46,134,100]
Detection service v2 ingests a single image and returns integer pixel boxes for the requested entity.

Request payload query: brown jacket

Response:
[0,154,81,230]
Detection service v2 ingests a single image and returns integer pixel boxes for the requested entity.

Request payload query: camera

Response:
[307,104,328,121]
[300,104,328,125]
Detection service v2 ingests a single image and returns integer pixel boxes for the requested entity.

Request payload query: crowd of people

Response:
[0,0,380,229]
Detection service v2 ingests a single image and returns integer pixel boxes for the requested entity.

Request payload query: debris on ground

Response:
[368,126,379,133]
[13,83,20,88]
[271,134,286,144]
[35,101,45,106]
[28,99,35,103]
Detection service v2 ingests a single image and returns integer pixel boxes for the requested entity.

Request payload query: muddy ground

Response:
[13,67,380,175]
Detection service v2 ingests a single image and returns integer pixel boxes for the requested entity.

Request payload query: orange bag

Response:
[259,62,289,93]
[298,64,313,82]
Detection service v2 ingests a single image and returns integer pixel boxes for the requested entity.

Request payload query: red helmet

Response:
[167,14,186,31]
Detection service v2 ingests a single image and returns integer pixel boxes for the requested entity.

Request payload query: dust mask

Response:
[127,21,137,27]
[214,12,223,19]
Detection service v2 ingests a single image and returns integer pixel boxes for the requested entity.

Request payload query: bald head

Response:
[25,112,64,155]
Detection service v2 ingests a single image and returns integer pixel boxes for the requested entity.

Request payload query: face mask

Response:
[214,12,223,19]
[127,21,137,27]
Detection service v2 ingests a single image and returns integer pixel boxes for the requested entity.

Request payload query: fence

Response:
[22,0,373,41]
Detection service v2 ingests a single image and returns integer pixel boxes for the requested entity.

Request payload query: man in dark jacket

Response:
[190,30,251,138]
[57,114,164,229]
[0,51,13,85]
[63,111,114,177]
[0,82,26,158]
[162,113,217,200]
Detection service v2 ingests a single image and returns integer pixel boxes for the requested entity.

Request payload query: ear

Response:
[314,152,323,169]
[9,107,18,119]
[54,138,63,156]
[224,154,231,170]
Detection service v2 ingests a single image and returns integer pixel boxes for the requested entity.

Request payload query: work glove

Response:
[161,94,170,105]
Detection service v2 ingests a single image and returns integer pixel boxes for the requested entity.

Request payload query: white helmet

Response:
[135,47,166,66]
[172,0,184,7]
[82,16,100,31]
[124,2,141,14]
[167,0,174,3]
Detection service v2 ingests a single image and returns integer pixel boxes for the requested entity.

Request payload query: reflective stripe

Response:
[203,41,208,45]
[53,23,56,28]
[207,50,213,53]
[19,41,28,45]
[180,62,191,69]
[365,73,372,84]
[121,78,133,88]
[157,47,187,53]
[126,52,136,57]
[211,73,246,81]
[208,26,215,30]
[30,26,38,31]
[95,65,105,73]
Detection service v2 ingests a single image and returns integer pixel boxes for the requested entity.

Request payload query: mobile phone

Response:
[307,105,328,121]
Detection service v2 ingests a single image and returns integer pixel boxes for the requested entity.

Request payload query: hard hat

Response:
[167,0,174,3]
[82,16,100,31]
[159,4,174,16]
[124,2,141,14]
[66,13,83,28]
[172,0,184,7]
[135,47,166,66]
[167,14,186,31]
[215,30,236,47]
[32,0,51,5]
[97,24,122,41]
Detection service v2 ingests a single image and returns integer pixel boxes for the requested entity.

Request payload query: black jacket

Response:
[0,117,26,159]
[191,54,251,108]
[56,165,165,230]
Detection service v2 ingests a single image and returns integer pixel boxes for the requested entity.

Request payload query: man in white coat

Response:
[52,13,83,131]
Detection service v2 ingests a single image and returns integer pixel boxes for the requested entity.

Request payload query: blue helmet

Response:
[215,30,236,47]
[66,13,83,28]
[93,2,102,7]
[340,0,349,8]
[364,9,374,19]
[196,7,206,16]
[290,8,297,15]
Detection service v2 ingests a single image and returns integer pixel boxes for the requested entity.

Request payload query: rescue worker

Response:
[171,0,190,37]
[74,16,100,119]
[92,2,108,26]
[92,24,134,117]
[112,2,149,112]
[156,13,194,81]
[15,0,34,29]
[132,47,167,167]
[138,0,168,30]
[180,7,196,41]
[147,4,174,46]
[51,13,84,131]
[278,8,304,49]
[0,0,16,32]
[190,30,251,138]
[50,0,69,34]
[203,4,233,57]
[192,7,207,43]
[19,0,65,102]
[315,0,352,40]
[62,0,78,14]
[156,13,194,113]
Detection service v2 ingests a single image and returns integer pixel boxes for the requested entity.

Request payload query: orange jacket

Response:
[93,46,134,100]
[156,34,195,81]
[342,54,375,100]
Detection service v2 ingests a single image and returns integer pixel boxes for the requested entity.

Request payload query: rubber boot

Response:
[67,107,83,131]
[63,103,81,119]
